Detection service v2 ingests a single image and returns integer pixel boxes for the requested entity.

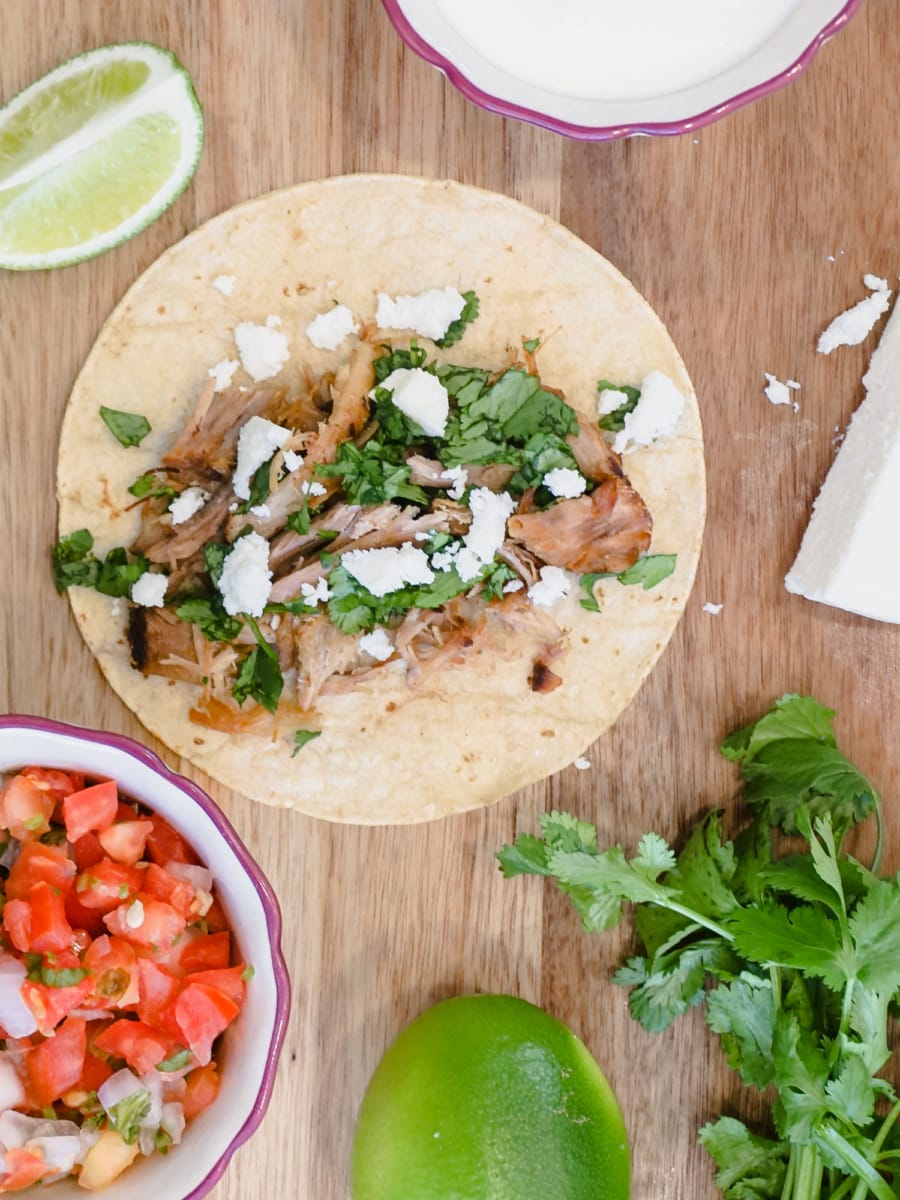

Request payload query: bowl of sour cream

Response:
[381,0,861,140]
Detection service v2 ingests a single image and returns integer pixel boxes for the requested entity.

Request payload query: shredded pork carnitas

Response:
[124,334,654,730]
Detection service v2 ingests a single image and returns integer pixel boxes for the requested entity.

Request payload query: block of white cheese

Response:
[785,300,900,621]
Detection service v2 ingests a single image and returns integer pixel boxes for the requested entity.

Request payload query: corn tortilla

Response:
[56,175,705,824]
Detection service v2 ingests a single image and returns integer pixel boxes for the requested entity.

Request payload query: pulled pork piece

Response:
[529,659,562,693]
[508,478,652,574]
[405,456,516,494]
[139,481,235,566]
[566,412,624,483]
[294,616,365,710]
[162,383,286,476]
[129,607,210,683]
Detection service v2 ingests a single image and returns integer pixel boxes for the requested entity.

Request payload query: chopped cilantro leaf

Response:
[523,336,541,353]
[128,472,176,502]
[373,342,428,383]
[580,555,676,607]
[317,440,428,506]
[96,547,150,598]
[52,529,99,592]
[434,290,479,348]
[41,965,89,988]
[176,598,243,642]
[232,646,283,713]
[203,542,229,587]
[597,381,641,433]
[156,1048,192,1073]
[292,729,321,756]
[236,456,274,514]
[287,502,311,536]
[241,966,255,982]
[108,1089,152,1144]
[99,406,151,448]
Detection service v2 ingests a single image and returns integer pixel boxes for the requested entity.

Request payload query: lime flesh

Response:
[352,994,630,1200]
[0,42,203,269]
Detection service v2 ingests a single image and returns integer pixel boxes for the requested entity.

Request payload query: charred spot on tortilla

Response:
[55,177,705,822]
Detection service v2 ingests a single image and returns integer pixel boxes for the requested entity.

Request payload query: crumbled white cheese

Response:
[217,532,273,617]
[131,572,168,608]
[764,373,800,411]
[612,371,685,455]
[597,387,630,416]
[441,465,468,500]
[455,488,517,583]
[502,579,525,593]
[702,601,723,615]
[378,368,450,438]
[282,449,304,473]
[300,481,328,498]
[342,543,434,598]
[125,899,145,929]
[375,287,466,341]
[234,319,290,381]
[527,565,572,607]
[358,628,394,661]
[212,274,236,296]
[573,757,591,771]
[542,467,587,498]
[817,278,893,355]
[233,416,292,500]
[169,485,211,526]
[299,576,332,605]
[431,546,458,571]
[786,300,900,622]
[306,304,359,351]
[250,503,271,518]
[208,358,240,393]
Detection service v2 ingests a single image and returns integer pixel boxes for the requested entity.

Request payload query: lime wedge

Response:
[0,42,204,270]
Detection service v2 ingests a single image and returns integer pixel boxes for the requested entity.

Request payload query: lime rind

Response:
[0,42,204,271]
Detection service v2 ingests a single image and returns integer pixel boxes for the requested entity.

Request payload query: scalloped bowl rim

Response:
[0,715,291,1200]
[381,0,862,140]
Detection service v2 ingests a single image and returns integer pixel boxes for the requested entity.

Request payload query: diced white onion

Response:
[98,1068,144,1116]
[29,1134,80,1176]
[164,861,214,893]
[0,1112,79,1151]
[161,1102,186,1146]
[0,959,38,1038]
[0,1055,25,1111]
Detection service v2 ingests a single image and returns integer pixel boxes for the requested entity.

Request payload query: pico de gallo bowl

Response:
[0,717,289,1199]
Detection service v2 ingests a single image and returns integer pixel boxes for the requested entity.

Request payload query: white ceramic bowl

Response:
[382,0,861,139]
[0,715,290,1200]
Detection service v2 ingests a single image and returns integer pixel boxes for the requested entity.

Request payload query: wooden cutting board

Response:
[0,2,897,1197]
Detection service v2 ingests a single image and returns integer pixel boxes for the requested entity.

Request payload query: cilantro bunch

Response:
[499,696,900,1200]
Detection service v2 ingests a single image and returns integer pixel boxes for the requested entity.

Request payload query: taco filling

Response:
[54,299,674,735]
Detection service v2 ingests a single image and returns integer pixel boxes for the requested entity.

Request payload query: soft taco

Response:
[55,175,705,824]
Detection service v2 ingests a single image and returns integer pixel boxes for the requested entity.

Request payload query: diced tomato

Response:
[0,775,55,842]
[97,819,153,866]
[180,932,231,973]
[135,959,180,1026]
[166,983,238,1066]
[181,1061,221,1120]
[0,1146,52,1191]
[5,842,76,902]
[141,863,196,919]
[74,1046,114,1096]
[71,831,105,871]
[115,801,140,823]
[83,935,141,1009]
[19,767,83,803]
[3,900,32,954]
[62,780,118,843]
[25,1015,86,1107]
[29,882,75,954]
[146,815,199,866]
[75,859,143,913]
[93,1018,183,1076]
[184,965,246,1007]
[203,895,229,934]
[103,894,186,953]
[21,951,93,1036]
[64,886,106,939]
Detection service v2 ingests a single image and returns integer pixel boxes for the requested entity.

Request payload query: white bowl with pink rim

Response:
[0,715,291,1200]
[381,0,862,140]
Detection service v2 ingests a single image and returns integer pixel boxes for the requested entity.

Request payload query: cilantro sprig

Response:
[499,695,893,1200]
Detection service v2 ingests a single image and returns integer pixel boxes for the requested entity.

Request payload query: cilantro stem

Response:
[871,799,885,874]
[244,614,277,660]
[663,900,733,943]
[816,1126,894,1200]
[871,1096,900,1155]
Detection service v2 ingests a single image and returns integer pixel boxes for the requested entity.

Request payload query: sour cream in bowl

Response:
[382,0,861,139]
[0,715,290,1200]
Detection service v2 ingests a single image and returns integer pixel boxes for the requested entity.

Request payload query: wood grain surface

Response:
[1,2,898,1197]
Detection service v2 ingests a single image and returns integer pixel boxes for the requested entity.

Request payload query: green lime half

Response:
[0,42,204,270]
[352,994,630,1200]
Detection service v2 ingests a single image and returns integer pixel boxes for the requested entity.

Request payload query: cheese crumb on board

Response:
[702,601,723,615]
[817,276,892,355]
[572,757,591,771]
[786,297,900,622]
[764,373,800,410]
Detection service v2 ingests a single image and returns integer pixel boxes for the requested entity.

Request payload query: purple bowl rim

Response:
[0,713,291,1200]
[380,0,862,140]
